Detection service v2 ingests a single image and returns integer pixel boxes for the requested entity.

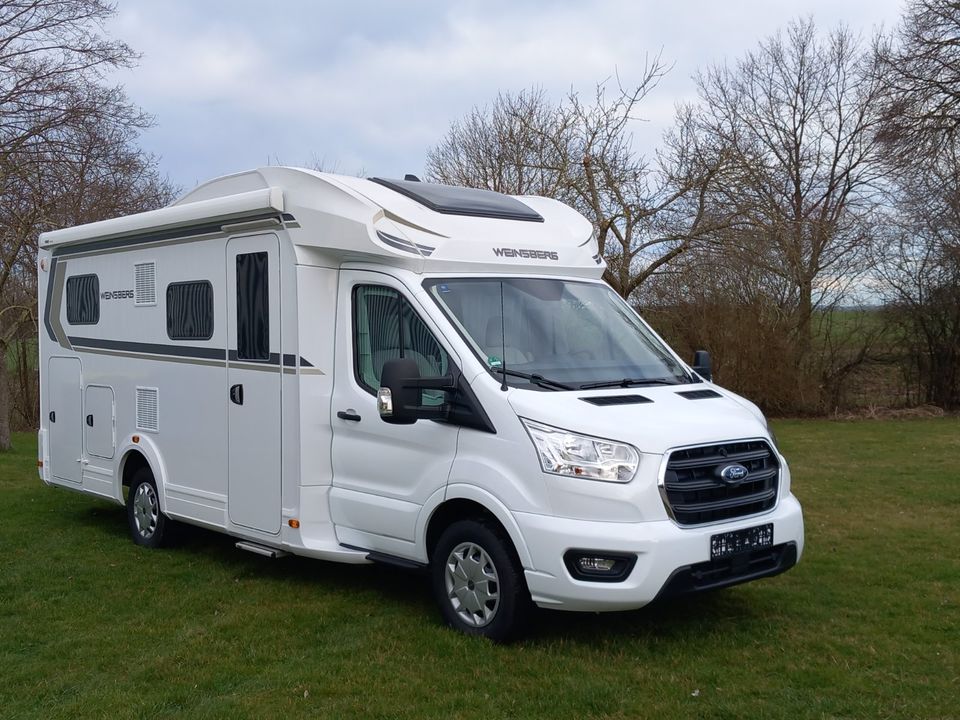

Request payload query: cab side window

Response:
[353,285,449,404]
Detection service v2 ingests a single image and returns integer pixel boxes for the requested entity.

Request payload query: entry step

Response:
[235,540,288,558]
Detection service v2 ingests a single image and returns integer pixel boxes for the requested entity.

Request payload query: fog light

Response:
[578,557,616,573]
[563,550,637,583]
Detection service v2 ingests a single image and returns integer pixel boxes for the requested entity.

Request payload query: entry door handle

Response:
[337,410,361,422]
[86,414,94,427]
[230,384,244,405]
[49,411,56,423]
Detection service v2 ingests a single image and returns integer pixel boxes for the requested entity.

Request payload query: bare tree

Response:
[876,140,960,408]
[425,65,731,300]
[875,0,960,166]
[0,1,174,449]
[692,19,884,357]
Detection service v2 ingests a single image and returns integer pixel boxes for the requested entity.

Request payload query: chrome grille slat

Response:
[662,440,779,525]
[671,488,777,514]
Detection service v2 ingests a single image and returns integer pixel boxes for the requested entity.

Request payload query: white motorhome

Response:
[37,168,804,640]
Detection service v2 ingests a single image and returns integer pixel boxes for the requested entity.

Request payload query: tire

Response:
[126,466,169,548]
[431,519,531,642]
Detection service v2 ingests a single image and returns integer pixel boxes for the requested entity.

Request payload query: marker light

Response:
[288,519,300,529]
[521,419,639,483]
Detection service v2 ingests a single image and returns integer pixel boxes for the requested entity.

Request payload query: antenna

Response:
[499,281,508,392]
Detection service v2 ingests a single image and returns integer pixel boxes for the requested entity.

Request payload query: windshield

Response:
[424,278,693,390]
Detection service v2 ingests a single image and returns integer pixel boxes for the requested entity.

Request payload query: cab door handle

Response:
[337,410,361,422]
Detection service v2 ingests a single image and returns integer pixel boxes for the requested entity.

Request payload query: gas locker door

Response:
[48,357,82,484]
[226,234,282,534]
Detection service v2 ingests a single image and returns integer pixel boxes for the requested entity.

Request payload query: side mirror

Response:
[378,358,421,424]
[377,358,455,424]
[692,350,712,382]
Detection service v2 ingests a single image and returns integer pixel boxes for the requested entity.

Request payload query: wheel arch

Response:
[116,435,168,512]
[419,485,532,568]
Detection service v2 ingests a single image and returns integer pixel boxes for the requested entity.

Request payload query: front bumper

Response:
[516,493,804,612]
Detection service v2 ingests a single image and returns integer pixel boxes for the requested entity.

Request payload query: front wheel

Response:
[431,519,531,642]
[126,467,169,548]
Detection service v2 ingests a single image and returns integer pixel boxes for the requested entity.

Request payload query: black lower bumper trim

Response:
[654,542,798,601]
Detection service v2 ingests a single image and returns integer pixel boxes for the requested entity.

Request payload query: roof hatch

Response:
[369,177,544,222]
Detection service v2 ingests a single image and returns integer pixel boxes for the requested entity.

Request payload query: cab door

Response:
[330,270,460,552]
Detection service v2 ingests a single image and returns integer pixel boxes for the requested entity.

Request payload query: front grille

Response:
[661,440,779,525]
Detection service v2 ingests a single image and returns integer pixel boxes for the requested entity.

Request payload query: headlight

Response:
[521,419,639,483]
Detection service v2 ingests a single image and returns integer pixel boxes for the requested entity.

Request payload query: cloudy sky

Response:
[107,0,905,192]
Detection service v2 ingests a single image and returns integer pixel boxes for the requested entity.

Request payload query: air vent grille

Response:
[134,262,157,306]
[136,387,159,432]
[580,394,653,406]
[677,389,722,400]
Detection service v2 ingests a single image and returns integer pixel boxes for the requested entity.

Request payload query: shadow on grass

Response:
[68,501,782,646]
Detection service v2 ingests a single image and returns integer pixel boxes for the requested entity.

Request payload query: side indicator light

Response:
[37,460,43,468]
[132,435,140,444]
[288,519,300,529]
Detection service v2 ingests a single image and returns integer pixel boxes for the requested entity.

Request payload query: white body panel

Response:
[37,167,804,610]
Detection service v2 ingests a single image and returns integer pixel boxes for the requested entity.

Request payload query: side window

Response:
[65,274,99,325]
[353,285,449,403]
[236,252,269,360]
[166,281,214,340]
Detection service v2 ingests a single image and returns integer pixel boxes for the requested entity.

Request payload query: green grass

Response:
[1,419,958,719]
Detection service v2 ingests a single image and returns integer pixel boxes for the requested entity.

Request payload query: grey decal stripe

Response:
[70,336,226,360]
[67,336,316,369]
[69,341,321,373]
[43,256,59,342]
[376,230,435,257]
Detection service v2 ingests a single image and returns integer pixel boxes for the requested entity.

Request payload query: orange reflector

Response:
[132,435,140,444]
[37,460,43,467]
[288,519,300,529]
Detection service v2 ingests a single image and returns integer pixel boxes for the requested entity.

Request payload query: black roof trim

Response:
[370,177,544,223]
[50,211,287,258]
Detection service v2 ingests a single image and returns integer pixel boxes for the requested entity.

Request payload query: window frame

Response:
[351,283,453,397]
[165,279,215,341]
[65,273,100,326]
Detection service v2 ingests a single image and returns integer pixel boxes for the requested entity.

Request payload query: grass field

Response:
[1,419,958,719]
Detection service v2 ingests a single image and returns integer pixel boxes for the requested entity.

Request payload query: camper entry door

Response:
[226,233,282,535]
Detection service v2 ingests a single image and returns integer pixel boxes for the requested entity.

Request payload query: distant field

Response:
[1,419,957,719]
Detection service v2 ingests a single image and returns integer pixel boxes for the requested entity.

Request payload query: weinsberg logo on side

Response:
[100,289,134,300]
[492,248,559,261]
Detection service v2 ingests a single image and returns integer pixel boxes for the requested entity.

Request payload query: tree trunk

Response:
[0,352,11,451]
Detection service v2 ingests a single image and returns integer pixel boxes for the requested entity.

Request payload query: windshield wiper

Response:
[579,377,682,390]
[492,368,573,391]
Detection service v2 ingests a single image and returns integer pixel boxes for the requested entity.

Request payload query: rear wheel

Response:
[431,519,531,642]
[126,467,168,548]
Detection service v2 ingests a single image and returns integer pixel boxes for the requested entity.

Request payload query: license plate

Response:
[710,523,773,560]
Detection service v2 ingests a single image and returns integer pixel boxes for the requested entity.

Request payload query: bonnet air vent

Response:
[580,394,653,406]
[136,387,159,432]
[370,177,544,222]
[676,389,723,400]
[134,261,157,306]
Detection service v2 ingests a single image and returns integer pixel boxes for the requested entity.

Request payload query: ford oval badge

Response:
[719,463,749,485]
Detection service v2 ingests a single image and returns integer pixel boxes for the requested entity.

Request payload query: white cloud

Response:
[108,0,905,188]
